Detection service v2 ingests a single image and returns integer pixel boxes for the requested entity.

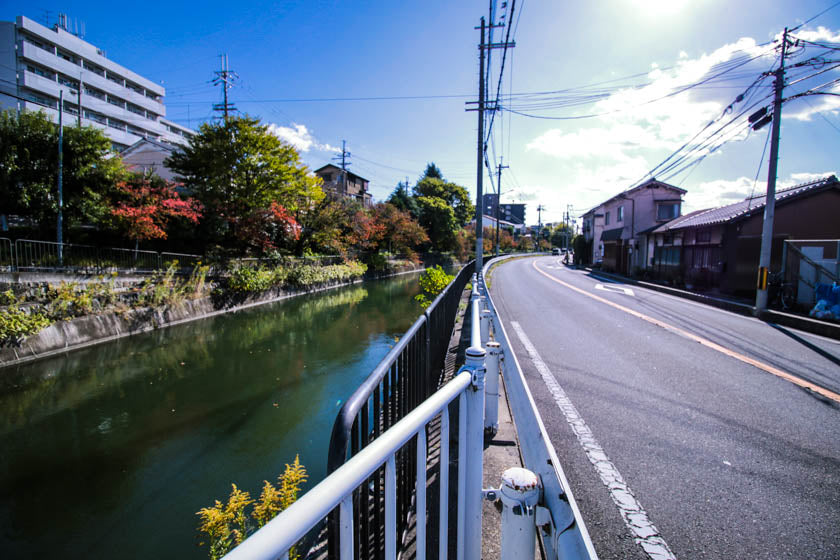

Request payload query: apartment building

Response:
[0,15,193,151]
[482,193,526,225]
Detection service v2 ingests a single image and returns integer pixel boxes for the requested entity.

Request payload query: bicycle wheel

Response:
[780,285,795,311]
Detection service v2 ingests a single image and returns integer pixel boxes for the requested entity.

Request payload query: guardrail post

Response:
[484,341,501,436]
[480,309,492,347]
[499,467,540,560]
[463,344,486,560]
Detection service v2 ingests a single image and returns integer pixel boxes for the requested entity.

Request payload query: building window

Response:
[27,64,55,80]
[605,211,611,225]
[696,229,712,243]
[106,72,124,86]
[657,203,680,220]
[617,206,624,222]
[24,90,56,108]
[126,82,144,95]
[107,118,126,131]
[58,75,79,90]
[85,110,106,124]
[85,87,106,100]
[57,49,77,64]
[83,61,105,76]
[23,37,53,54]
[107,95,125,108]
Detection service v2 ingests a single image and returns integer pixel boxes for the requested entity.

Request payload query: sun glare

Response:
[629,0,691,17]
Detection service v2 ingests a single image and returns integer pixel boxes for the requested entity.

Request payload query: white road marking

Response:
[510,321,676,560]
[595,283,635,296]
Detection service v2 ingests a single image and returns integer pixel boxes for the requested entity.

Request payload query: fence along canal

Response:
[226,256,596,560]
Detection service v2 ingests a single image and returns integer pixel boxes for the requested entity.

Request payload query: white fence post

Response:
[499,467,540,560]
[463,344,486,560]
[480,309,492,346]
[484,341,501,436]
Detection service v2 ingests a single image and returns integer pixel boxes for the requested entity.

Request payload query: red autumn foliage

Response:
[111,177,203,241]
[231,202,301,253]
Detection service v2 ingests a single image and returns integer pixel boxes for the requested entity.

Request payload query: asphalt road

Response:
[488,256,840,560]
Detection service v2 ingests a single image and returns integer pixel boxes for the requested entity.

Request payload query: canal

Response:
[0,273,424,559]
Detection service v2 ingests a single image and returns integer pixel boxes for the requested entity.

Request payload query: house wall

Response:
[726,189,840,295]
[122,144,177,181]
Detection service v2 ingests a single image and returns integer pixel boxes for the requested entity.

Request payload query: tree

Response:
[165,115,324,247]
[0,109,125,234]
[372,202,428,255]
[416,195,458,252]
[386,181,418,218]
[110,174,203,246]
[290,196,353,257]
[413,177,473,228]
[230,202,300,255]
[420,162,443,181]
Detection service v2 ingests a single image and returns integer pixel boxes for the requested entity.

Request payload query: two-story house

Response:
[582,178,686,274]
[314,164,372,207]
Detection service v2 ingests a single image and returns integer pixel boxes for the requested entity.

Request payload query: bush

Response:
[0,305,51,347]
[197,456,308,560]
[415,265,454,308]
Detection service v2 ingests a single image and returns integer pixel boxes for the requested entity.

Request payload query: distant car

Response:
[552,248,561,255]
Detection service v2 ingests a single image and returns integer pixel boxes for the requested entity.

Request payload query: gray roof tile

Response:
[653,175,838,232]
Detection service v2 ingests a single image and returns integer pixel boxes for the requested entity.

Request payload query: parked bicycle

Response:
[767,271,795,311]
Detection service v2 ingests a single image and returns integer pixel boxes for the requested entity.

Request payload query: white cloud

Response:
[785,26,840,43]
[526,36,776,171]
[520,28,840,223]
[783,84,840,121]
[266,123,336,152]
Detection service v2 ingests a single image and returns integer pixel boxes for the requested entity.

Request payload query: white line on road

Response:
[595,283,635,296]
[510,321,676,560]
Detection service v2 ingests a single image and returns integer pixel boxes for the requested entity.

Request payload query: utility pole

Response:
[333,140,351,195]
[495,159,508,256]
[755,28,790,312]
[57,90,64,265]
[76,73,82,127]
[474,17,487,271]
[213,54,237,120]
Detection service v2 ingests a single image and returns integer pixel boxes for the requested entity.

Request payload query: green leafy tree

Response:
[165,115,324,247]
[386,181,418,218]
[0,109,125,234]
[416,195,458,252]
[413,177,473,227]
[421,162,443,181]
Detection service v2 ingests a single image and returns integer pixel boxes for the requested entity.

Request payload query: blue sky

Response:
[5,1,840,225]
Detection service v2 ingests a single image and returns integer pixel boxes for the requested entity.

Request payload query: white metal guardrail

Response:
[224,256,597,559]
[481,256,599,559]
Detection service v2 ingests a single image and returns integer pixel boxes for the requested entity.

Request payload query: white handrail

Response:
[224,371,473,560]
[480,256,599,559]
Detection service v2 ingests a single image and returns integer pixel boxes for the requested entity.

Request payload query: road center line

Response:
[533,260,840,404]
[510,321,676,560]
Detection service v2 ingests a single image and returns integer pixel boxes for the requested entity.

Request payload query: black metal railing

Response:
[1,239,203,274]
[325,261,474,559]
[0,238,12,272]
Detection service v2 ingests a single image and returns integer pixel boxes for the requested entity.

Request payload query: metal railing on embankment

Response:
[223,256,597,560]
[0,238,202,274]
[325,261,473,559]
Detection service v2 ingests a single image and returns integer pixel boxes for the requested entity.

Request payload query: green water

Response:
[0,273,423,559]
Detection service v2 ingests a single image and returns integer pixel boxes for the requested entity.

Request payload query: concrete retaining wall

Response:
[0,262,433,369]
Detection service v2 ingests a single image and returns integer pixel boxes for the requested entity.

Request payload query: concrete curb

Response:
[581,266,840,340]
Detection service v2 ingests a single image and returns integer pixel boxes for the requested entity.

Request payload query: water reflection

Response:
[0,274,421,559]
